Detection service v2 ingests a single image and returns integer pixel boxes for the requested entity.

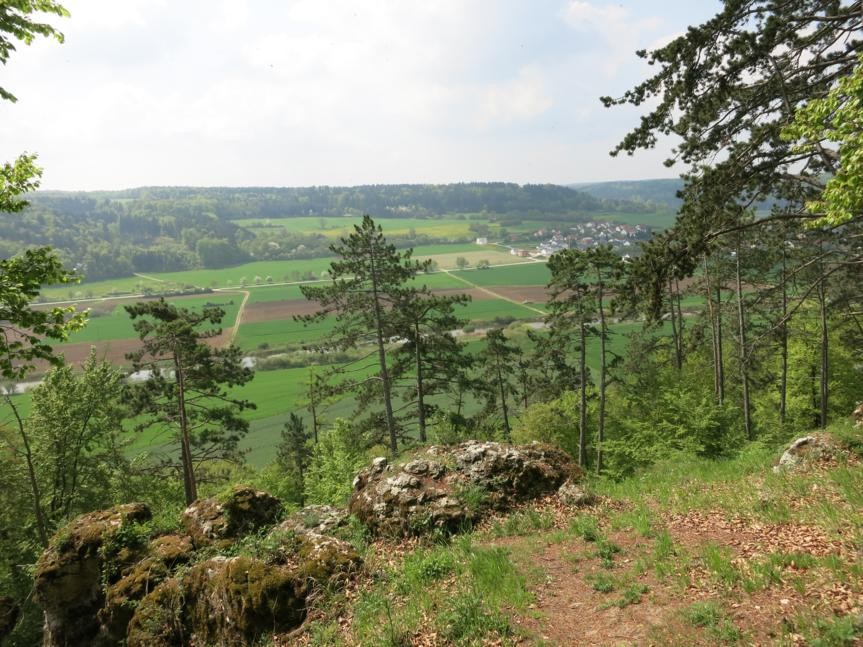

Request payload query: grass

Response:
[452,262,550,287]
[60,294,242,345]
[309,537,530,645]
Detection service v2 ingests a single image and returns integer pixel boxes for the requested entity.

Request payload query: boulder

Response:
[126,532,360,646]
[278,504,349,536]
[0,595,19,642]
[181,485,283,547]
[558,480,597,507]
[854,402,863,427]
[774,435,835,472]
[350,441,577,536]
[98,534,194,643]
[33,503,151,647]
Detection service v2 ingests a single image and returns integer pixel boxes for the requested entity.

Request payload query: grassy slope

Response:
[300,424,863,645]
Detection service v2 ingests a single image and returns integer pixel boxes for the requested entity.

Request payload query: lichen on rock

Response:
[350,440,577,537]
[181,485,283,547]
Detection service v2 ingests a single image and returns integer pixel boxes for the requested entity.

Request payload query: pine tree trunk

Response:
[174,353,197,505]
[667,278,682,370]
[704,257,721,402]
[735,236,753,441]
[496,361,511,439]
[779,241,789,425]
[596,272,607,474]
[716,282,725,405]
[368,249,399,455]
[578,312,588,468]
[414,322,427,443]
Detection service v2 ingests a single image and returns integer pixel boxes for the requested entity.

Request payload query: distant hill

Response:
[570,179,684,210]
[33,183,622,220]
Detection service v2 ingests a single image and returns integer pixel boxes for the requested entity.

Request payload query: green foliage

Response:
[125,298,255,504]
[0,247,85,379]
[27,350,130,527]
[513,391,582,457]
[783,54,863,227]
[0,0,68,103]
[303,420,366,506]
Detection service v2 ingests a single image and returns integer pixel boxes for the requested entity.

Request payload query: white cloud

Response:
[475,67,553,127]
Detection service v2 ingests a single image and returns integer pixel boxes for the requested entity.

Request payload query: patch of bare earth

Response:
[504,534,684,646]
[475,489,861,646]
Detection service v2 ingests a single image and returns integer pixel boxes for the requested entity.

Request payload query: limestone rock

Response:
[854,402,863,427]
[181,485,283,547]
[34,503,151,647]
[0,595,19,643]
[774,435,835,472]
[98,534,194,643]
[350,440,577,536]
[558,480,597,507]
[278,504,349,536]
[126,532,360,646]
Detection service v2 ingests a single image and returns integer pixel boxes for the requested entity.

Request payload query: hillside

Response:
[19,424,863,646]
[571,179,685,210]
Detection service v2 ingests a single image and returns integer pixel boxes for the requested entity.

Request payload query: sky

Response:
[0,0,722,191]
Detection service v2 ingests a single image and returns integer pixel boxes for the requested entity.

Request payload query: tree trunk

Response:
[704,256,721,402]
[817,248,829,429]
[414,322,427,443]
[173,352,197,505]
[496,360,511,439]
[596,271,607,474]
[667,278,682,370]
[368,249,399,455]
[6,396,49,548]
[578,311,588,468]
[715,281,725,405]
[779,240,789,425]
[735,236,753,441]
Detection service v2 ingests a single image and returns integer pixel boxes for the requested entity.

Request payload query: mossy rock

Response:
[350,441,577,537]
[181,486,283,548]
[126,531,360,646]
[99,535,194,643]
[126,578,185,647]
[34,503,151,647]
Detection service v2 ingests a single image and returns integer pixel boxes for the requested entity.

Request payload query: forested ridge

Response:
[2,183,653,280]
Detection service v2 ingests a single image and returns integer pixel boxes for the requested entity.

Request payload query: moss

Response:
[184,557,307,645]
[126,578,185,647]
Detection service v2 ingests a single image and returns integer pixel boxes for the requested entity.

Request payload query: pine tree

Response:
[277,413,311,506]
[125,298,255,505]
[299,215,430,455]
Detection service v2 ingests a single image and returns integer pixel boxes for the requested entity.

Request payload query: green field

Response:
[452,262,550,287]
[62,294,243,345]
[235,317,342,349]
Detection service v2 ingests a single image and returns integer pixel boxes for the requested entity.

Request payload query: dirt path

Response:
[489,499,860,646]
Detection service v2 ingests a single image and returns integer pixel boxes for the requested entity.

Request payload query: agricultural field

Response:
[452,262,551,287]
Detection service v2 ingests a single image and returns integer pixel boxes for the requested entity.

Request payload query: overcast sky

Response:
[1,0,721,190]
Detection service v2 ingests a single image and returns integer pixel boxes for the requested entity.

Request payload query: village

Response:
[477,220,650,258]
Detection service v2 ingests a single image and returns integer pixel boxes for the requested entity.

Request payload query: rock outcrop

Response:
[32,489,361,647]
[34,502,152,647]
[350,440,577,536]
[127,531,360,647]
[774,435,836,472]
[33,443,577,644]
[181,485,282,547]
